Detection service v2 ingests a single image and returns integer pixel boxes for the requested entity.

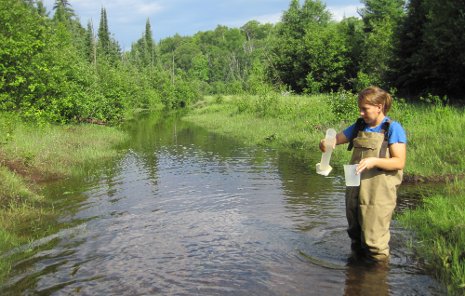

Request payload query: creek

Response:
[2,113,443,295]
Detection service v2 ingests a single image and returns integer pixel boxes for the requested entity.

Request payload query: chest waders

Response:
[345,130,403,260]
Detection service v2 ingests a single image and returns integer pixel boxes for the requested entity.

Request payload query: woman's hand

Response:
[319,132,348,153]
[356,157,378,174]
[356,143,406,174]
[319,139,327,152]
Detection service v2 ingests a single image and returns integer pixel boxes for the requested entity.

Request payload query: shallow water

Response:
[1,114,443,295]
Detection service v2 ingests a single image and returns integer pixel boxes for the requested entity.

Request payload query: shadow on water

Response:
[1,112,445,295]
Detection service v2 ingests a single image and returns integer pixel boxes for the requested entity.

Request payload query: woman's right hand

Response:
[319,139,326,152]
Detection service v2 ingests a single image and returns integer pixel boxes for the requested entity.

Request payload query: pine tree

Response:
[36,0,48,17]
[359,0,405,32]
[97,7,110,56]
[144,18,156,66]
[97,7,121,63]
[85,20,97,65]
[52,0,75,23]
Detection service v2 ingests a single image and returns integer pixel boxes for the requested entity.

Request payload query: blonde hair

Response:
[358,86,393,114]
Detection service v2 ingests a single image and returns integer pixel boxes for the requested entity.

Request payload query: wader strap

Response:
[347,118,366,151]
[378,120,391,158]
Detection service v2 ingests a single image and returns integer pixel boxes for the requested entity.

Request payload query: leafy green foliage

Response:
[272,0,349,93]
[0,1,95,123]
[272,0,321,92]
[327,90,359,122]
[336,17,364,90]
[0,0,165,124]
[392,0,465,99]
[302,23,348,93]
[358,0,406,89]
[1,0,464,126]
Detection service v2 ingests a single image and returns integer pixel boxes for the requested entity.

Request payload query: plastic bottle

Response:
[316,128,336,176]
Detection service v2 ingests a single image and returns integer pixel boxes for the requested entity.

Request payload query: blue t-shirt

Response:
[343,117,407,145]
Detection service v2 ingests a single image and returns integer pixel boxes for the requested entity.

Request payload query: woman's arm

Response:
[356,143,406,174]
[336,132,349,146]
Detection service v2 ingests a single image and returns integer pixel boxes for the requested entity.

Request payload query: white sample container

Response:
[344,164,360,186]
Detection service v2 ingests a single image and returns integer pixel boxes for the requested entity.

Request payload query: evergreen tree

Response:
[144,19,156,66]
[52,0,75,23]
[389,0,426,95]
[36,0,48,17]
[85,20,97,65]
[359,0,405,32]
[97,7,111,56]
[97,7,121,63]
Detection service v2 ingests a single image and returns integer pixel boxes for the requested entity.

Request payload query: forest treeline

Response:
[1,0,464,124]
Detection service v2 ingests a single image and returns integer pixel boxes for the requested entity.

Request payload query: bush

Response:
[327,90,359,122]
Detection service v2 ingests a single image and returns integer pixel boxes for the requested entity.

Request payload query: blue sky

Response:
[42,0,362,50]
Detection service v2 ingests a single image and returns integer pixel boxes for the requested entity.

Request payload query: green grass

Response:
[184,92,465,294]
[186,93,465,179]
[390,100,465,177]
[1,122,127,179]
[0,166,42,206]
[398,180,465,295]
[0,112,128,281]
[186,94,349,159]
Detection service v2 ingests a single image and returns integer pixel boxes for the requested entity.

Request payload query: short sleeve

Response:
[388,121,407,144]
[343,123,356,139]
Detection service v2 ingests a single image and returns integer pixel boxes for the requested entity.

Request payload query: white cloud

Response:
[92,0,165,16]
[43,0,165,18]
[135,3,164,15]
[253,12,283,24]
[327,5,361,21]
[41,1,363,49]
[221,12,282,29]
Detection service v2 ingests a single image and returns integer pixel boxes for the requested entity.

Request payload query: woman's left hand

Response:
[356,157,378,174]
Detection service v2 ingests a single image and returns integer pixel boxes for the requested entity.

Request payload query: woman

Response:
[320,86,407,261]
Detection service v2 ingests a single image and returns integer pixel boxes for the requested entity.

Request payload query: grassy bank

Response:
[183,92,465,294]
[398,180,465,294]
[185,93,465,178]
[0,112,127,280]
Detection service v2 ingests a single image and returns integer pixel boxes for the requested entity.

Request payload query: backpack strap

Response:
[347,118,366,151]
[378,119,391,158]
[347,118,392,155]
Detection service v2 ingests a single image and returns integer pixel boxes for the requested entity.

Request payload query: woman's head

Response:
[358,86,392,115]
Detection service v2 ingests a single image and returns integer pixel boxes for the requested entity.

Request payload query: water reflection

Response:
[344,261,390,296]
[1,113,444,295]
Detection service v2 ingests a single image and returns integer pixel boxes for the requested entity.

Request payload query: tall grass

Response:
[0,112,127,280]
[187,93,344,154]
[398,180,465,295]
[1,121,127,179]
[0,166,42,206]
[391,99,465,177]
[186,92,465,178]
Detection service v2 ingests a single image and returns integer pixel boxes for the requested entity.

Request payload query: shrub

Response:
[327,90,359,122]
